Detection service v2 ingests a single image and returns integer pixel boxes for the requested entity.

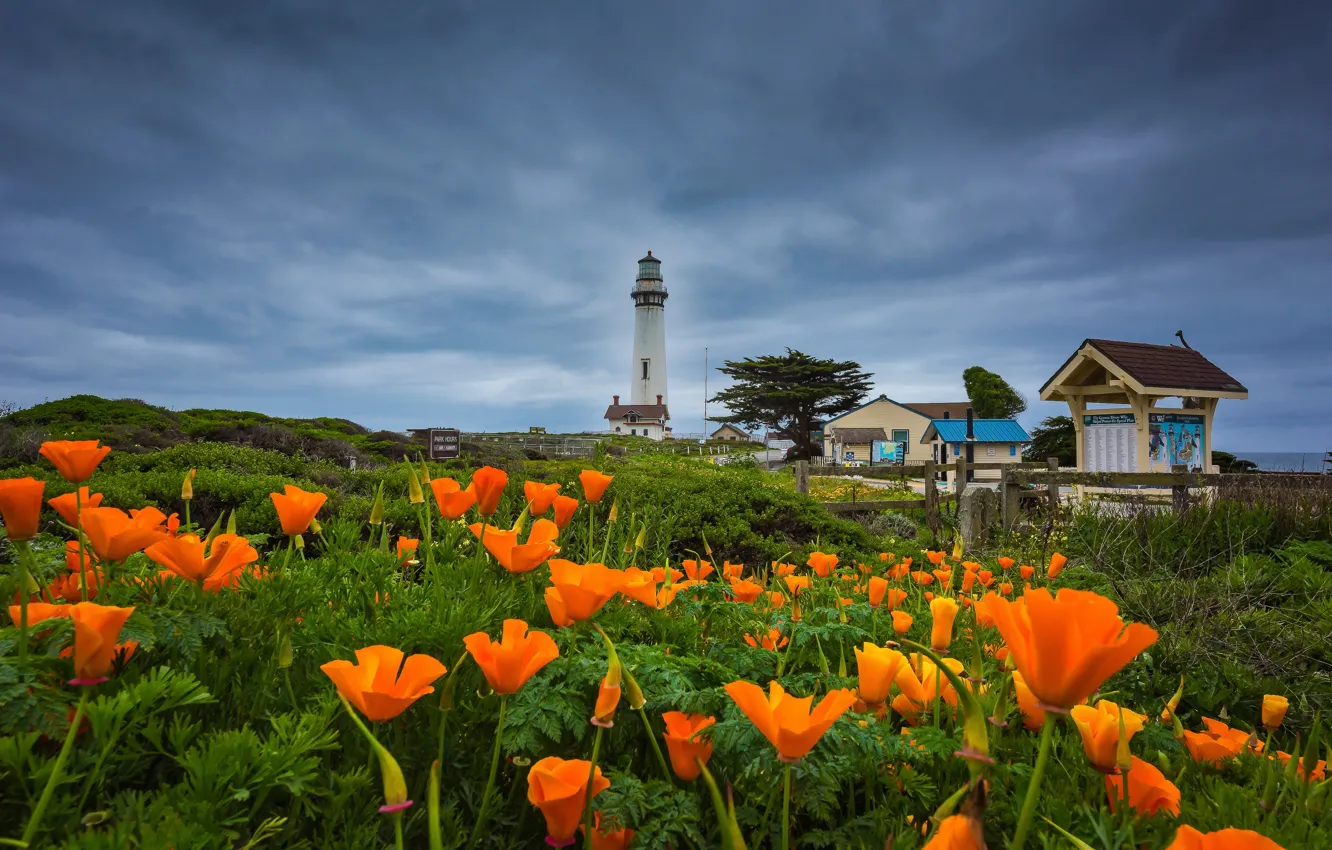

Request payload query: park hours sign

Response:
[428,429,460,460]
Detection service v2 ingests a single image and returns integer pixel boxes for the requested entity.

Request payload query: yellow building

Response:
[709,424,752,442]
[820,395,970,465]
[921,416,1032,484]
[1039,338,1247,474]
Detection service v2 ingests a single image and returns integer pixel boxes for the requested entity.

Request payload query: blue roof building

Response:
[921,418,1033,483]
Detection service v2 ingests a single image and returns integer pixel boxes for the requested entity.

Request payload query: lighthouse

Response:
[603,251,671,440]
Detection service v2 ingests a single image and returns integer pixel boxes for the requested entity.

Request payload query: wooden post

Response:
[1000,467,1020,528]
[923,459,939,534]
[1171,464,1189,513]
[795,460,809,495]
[954,455,967,501]
[1046,456,1059,516]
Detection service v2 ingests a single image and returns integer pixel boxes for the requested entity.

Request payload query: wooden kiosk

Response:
[1039,339,1247,475]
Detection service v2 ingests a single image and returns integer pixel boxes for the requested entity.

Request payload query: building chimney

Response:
[656,394,663,405]
[966,407,975,440]
[942,411,950,419]
[613,395,620,405]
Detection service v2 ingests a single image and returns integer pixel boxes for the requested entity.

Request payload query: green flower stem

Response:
[587,502,596,562]
[581,725,605,850]
[21,691,89,846]
[781,763,793,850]
[429,760,444,850]
[1011,714,1056,850]
[637,707,672,782]
[13,539,34,668]
[393,813,404,850]
[469,694,507,848]
[74,486,89,598]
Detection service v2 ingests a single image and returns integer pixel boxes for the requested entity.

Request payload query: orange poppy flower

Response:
[998,557,1015,570]
[682,559,714,580]
[911,571,935,586]
[8,602,71,628]
[958,569,977,594]
[925,550,946,566]
[784,575,811,596]
[867,576,889,607]
[463,619,559,695]
[722,561,744,579]
[523,480,563,515]
[39,440,111,484]
[47,487,102,527]
[977,570,995,588]
[879,552,894,562]
[528,756,610,846]
[999,582,1014,597]
[79,506,169,562]
[892,610,913,634]
[727,576,764,603]
[546,560,624,624]
[1071,700,1147,773]
[1275,750,1327,782]
[757,590,786,612]
[470,466,509,517]
[856,562,873,575]
[1164,825,1284,850]
[0,477,45,542]
[922,813,984,849]
[430,478,477,520]
[145,533,260,586]
[469,518,560,574]
[68,602,135,684]
[197,560,266,592]
[551,494,580,529]
[1011,671,1045,731]
[724,680,857,762]
[1182,718,1260,765]
[269,485,327,536]
[585,813,634,850]
[578,469,614,504]
[1019,564,1035,580]
[1047,552,1068,579]
[1261,694,1288,729]
[924,591,936,602]
[982,587,1158,710]
[930,596,960,652]
[806,551,838,577]
[1107,756,1181,818]
[891,654,963,723]
[651,565,684,584]
[662,711,715,781]
[774,562,798,576]
[745,628,788,651]
[320,645,447,722]
[932,569,953,586]
[618,567,659,607]
[888,563,910,580]
[396,536,420,562]
[855,643,907,709]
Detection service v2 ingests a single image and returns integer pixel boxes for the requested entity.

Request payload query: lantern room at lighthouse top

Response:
[632,251,668,307]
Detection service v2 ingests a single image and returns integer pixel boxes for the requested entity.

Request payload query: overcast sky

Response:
[1,1,1328,451]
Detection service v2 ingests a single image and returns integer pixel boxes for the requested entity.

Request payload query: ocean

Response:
[1234,452,1329,472]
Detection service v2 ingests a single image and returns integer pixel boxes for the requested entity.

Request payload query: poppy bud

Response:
[293,533,305,550]
[369,485,385,526]
[181,468,196,501]
[225,509,237,535]
[1262,694,1288,730]
[607,499,619,523]
[634,523,647,551]
[419,459,431,485]
[310,517,321,535]
[622,666,646,710]
[1115,709,1133,775]
[952,538,963,561]
[592,628,623,727]
[406,464,425,505]
[1160,675,1184,723]
[277,630,293,669]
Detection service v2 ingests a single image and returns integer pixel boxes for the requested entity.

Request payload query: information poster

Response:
[871,440,906,463]
[1149,413,1205,472]
[1083,414,1138,473]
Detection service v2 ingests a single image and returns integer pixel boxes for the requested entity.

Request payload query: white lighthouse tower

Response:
[603,251,671,440]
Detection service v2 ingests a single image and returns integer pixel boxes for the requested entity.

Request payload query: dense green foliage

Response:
[1023,415,1076,465]
[708,349,872,460]
[1,435,1329,848]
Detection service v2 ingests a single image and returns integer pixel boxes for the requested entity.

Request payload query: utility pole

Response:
[703,346,708,441]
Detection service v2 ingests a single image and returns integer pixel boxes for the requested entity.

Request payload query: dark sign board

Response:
[428,429,460,460]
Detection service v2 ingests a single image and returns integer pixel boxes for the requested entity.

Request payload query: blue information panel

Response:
[1149,413,1205,472]
[871,440,905,463]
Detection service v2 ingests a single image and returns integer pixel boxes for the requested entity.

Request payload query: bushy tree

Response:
[1023,415,1076,465]
[708,349,873,459]
[962,366,1026,419]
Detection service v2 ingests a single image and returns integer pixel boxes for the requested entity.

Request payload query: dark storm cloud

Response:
[0,0,1328,447]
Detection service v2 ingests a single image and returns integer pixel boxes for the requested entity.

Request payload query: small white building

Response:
[604,395,670,440]
[710,424,752,442]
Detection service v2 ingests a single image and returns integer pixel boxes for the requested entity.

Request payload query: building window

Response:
[628,413,639,423]
[1010,445,1017,456]
[892,429,909,445]
[641,359,649,381]
[953,443,962,456]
